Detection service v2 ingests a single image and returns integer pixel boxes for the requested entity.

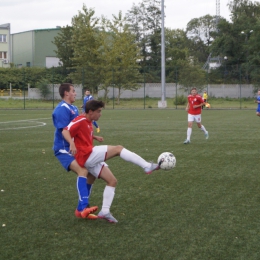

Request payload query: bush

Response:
[36,79,51,99]
[173,95,187,105]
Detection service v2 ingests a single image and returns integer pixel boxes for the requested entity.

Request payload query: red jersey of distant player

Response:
[187,94,204,115]
[64,115,94,167]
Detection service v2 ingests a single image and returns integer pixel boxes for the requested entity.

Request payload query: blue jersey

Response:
[257,95,260,113]
[82,95,93,112]
[52,100,79,152]
[257,96,260,106]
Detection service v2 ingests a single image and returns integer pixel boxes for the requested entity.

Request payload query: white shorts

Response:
[84,145,108,179]
[188,113,201,123]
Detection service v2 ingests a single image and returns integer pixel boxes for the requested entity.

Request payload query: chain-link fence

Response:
[0,65,259,110]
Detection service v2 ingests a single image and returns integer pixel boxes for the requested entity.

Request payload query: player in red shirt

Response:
[183,87,209,144]
[62,100,160,223]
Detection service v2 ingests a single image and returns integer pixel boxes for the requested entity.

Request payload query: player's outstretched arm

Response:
[93,136,104,142]
[62,129,77,155]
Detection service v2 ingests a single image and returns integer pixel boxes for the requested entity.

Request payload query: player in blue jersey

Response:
[52,83,98,219]
[82,90,93,111]
[255,90,260,117]
[62,100,161,223]
[82,89,100,132]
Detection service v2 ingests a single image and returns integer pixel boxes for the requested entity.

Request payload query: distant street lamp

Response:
[224,56,228,82]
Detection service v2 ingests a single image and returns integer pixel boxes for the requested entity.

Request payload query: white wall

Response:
[45,57,62,68]
[25,83,256,99]
[28,84,82,99]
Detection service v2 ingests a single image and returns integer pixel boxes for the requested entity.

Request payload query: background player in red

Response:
[183,87,209,144]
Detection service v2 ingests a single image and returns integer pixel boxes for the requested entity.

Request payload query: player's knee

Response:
[107,176,117,187]
[80,168,88,177]
[116,145,124,154]
[112,177,118,187]
[78,167,88,177]
[70,160,88,177]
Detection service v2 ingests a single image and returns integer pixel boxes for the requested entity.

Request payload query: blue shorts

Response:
[54,149,75,171]
[256,107,260,113]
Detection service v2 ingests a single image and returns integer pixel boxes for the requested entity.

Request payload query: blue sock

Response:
[77,183,92,211]
[76,177,89,211]
[77,201,83,211]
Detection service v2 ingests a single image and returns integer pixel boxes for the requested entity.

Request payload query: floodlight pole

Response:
[161,0,166,103]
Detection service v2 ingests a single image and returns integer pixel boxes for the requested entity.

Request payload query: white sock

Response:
[101,186,115,214]
[187,127,192,140]
[200,125,207,133]
[120,148,149,169]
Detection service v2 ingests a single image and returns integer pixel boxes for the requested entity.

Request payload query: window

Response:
[0,52,7,59]
[26,62,31,67]
[0,34,7,42]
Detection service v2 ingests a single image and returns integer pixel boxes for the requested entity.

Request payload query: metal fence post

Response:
[143,66,146,109]
[239,64,242,109]
[23,70,25,110]
[52,67,54,109]
[112,68,114,109]
[175,67,178,110]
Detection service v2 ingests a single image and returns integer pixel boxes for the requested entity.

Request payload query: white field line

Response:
[0,118,51,131]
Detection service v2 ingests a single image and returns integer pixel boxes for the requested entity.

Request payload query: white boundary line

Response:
[0,118,50,131]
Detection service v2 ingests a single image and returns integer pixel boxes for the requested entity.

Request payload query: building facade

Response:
[0,23,11,68]
[11,27,61,68]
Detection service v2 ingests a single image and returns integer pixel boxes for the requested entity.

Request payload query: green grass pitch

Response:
[0,109,259,260]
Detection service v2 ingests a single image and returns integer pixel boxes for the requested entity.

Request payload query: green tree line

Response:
[1,0,260,99]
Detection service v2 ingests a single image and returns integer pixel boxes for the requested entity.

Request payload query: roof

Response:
[0,23,10,29]
[11,27,61,35]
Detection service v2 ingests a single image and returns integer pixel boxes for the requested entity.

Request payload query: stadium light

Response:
[158,0,166,108]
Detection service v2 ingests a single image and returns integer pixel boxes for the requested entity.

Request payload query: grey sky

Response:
[0,0,231,34]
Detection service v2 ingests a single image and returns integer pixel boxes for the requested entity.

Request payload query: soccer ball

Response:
[158,152,176,170]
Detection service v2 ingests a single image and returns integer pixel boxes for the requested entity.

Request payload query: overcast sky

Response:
[1,0,231,34]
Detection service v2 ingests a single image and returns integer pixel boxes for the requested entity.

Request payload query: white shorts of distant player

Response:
[188,113,201,123]
[84,145,108,178]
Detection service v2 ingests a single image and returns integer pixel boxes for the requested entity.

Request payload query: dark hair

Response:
[59,83,73,98]
[191,87,197,91]
[85,100,105,113]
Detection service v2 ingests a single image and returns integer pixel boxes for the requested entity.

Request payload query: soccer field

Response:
[0,109,259,260]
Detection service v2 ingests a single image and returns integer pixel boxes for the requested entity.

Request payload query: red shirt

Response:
[64,115,93,167]
[187,94,204,115]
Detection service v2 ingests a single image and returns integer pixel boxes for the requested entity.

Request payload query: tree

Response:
[178,65,206,93]
[126,0,161,81]
[210,0,260,84]
[98,12,142,103]
[53,26,74,71]
[186,15,217,64]
[186,15,217,46]
[165,28,190,82]
[69,5,101,91]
